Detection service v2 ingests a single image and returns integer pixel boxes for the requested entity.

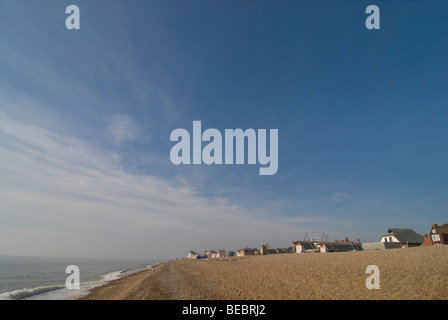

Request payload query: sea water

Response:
[0,255,160,300]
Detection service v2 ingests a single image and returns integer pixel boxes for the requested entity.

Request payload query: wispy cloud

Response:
[104,114,139,146]
[0,113,307,258]
[330,192,414,217]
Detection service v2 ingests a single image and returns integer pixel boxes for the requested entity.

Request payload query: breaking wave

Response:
[0,285,65,300]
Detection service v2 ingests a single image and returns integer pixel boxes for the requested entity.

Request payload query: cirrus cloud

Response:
[0,112,307,259]
[104,114,139,146]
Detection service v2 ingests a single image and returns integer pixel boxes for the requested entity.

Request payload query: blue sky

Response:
[0,0,447,259]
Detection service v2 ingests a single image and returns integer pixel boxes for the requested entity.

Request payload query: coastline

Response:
[81,245,448,300]
[0,256,159,300]
[79,260,169,300]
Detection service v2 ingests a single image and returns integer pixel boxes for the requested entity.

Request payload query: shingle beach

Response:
[82,245,448,300]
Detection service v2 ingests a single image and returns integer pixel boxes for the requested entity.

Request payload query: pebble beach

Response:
[81,245,448,300]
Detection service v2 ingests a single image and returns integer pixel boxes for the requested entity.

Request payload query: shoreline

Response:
[81,245,448,300]
[77,260,168,300]
[0,258,161,300]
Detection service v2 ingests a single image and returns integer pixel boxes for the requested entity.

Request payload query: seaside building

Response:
[237,247,259,256]
[421,223,448,246]
[186,251,199,259]
[259,243,275,255]
[380,228,424,248]
[277,247,294,253]
[210,249,227,258]
[429,223,448,245]
[203,250,212,257]
[420,234,433,247]
[259,244,294,255]
[293,241,318,253]
[293,239,362,253]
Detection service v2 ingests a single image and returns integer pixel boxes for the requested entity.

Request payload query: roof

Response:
[293,240,363,252]
[433,224,448,235]
[239,247,257,252]
[324,242,363,252]
[293,241,316,251]
[382,228,424,244]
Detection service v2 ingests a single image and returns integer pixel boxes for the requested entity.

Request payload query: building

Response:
[214,249,227,258]
[325,241,363,252]
[277,247,294,254]
[293,240,362,253]
[293,241,319,253]
[380,228,424,248]
[429,223,448,245]
[259,244,293,255]
[186,251,198,259]
[259,243,276,255]
[237,247,258,256]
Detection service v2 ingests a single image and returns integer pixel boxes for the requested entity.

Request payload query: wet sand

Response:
[81,245,448,300]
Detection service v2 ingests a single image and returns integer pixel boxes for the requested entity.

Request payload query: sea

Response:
[0,254,161,300]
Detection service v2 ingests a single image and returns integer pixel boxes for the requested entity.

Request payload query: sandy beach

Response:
[81,245,448,300]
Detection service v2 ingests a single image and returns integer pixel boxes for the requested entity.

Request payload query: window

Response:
[432,234,441,242]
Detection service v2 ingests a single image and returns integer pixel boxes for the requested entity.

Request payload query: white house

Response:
[186,251,198,259]
[380,228,424,248]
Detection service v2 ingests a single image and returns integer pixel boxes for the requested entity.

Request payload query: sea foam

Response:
[0,285,65,300]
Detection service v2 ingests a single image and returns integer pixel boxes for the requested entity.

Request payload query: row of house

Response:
[293,239,363,253]
[185,223,448,258]
[185,249,236,259]
[363,223,448,249]
[186,244,295,259]
[236,244,294,256]
[235,239,362,256]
